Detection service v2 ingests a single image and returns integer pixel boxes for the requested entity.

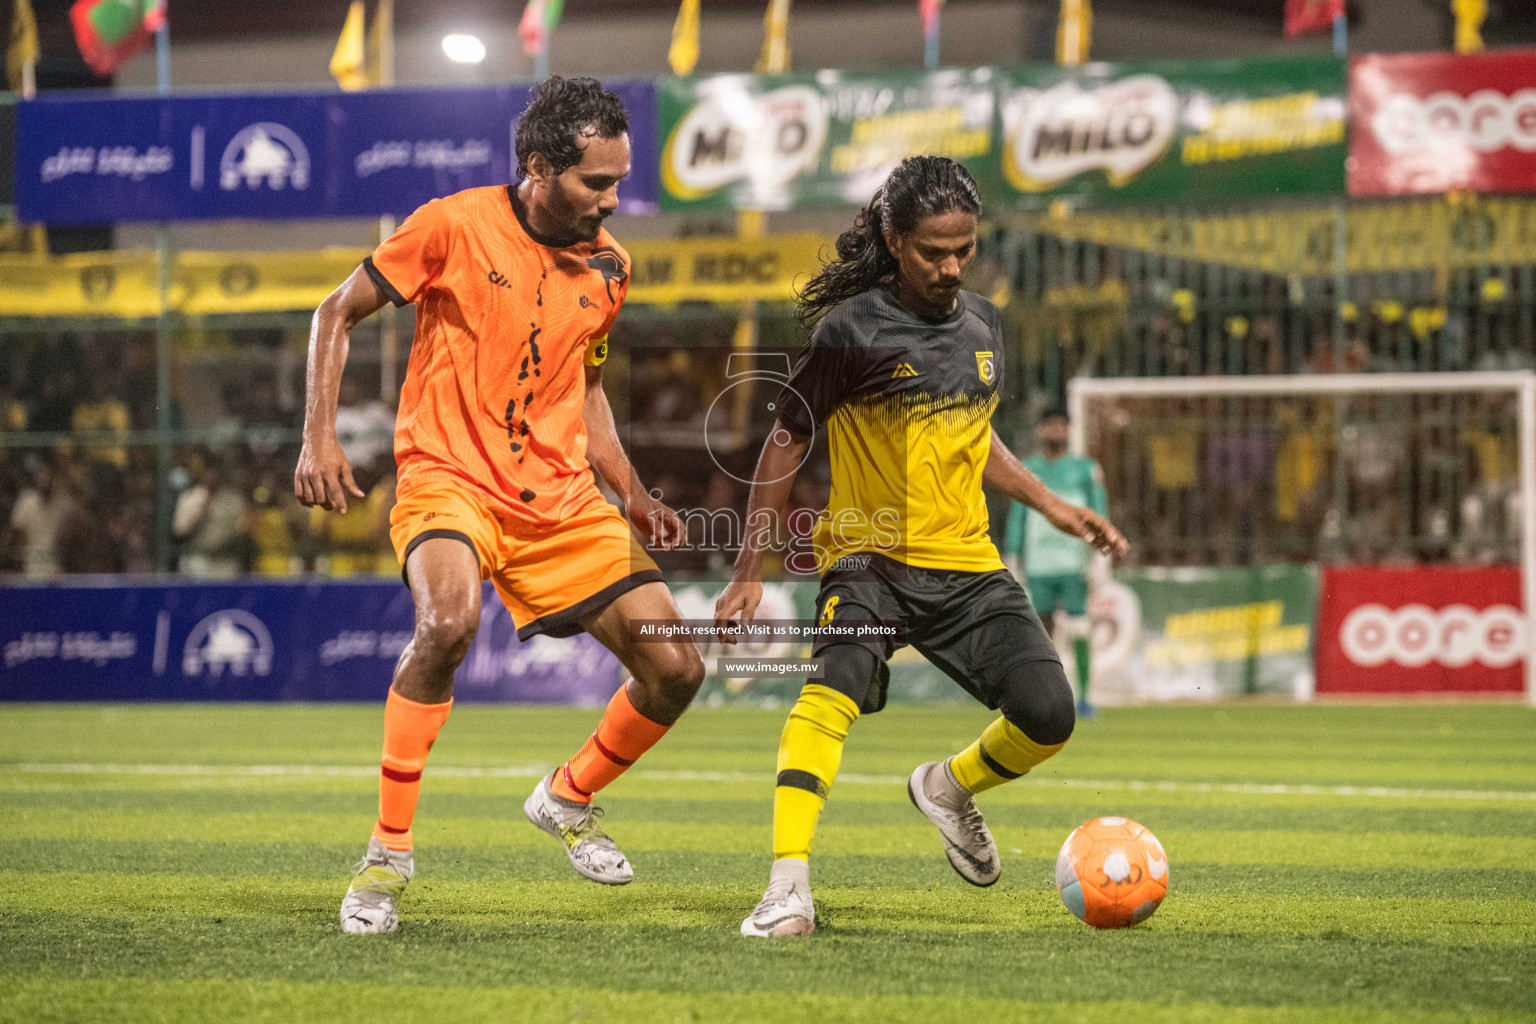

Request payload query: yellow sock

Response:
[771,684,860,862]
[950,716,1065,795]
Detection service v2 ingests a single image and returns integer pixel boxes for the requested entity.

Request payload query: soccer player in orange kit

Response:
[295,77,705,934]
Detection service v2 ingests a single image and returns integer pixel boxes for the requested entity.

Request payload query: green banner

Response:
[1101,565,1319,702]
[997,57,1345,206]
[658,58,1346,212]
[658,68,998,212]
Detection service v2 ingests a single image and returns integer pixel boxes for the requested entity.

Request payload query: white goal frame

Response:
[1067,371,1536,706]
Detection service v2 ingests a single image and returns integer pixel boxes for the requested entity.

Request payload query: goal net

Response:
[1065,372,1536,705]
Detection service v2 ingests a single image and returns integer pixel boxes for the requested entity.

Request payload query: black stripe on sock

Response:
[978,744,1024,780]
[776,769,829,799]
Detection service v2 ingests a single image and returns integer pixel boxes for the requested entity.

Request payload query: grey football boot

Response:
[741,858,816,937]
[524,773,634,885]
[340,838,414,934]
[907,759,1001,886]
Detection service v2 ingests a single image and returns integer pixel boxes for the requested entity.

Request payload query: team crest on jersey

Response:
[585,247,629,303]
[975,350,996,384]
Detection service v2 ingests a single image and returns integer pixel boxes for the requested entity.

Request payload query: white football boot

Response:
[740,858,816,937]
[907,759,1001,887]
[339,838,414,934]
[524,774,634,885]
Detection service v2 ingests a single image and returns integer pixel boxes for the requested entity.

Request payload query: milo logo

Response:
[1003,74,1178,191]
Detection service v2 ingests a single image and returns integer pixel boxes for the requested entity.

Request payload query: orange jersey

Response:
[364,185,628,527]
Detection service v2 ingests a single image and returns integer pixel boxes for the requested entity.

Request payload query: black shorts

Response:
[811,552,1061,714]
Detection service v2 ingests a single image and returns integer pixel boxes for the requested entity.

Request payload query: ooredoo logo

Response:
[1370,90,1536,156]
[1339,603,1526,669]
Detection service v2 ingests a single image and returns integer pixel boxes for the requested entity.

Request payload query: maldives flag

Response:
[919,0,944,34]
[1284,0,1342,36]
[70,0,165,76]
[519,0,565,56]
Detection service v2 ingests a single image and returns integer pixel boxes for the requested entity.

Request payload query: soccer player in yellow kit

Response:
[714,156,1127,936]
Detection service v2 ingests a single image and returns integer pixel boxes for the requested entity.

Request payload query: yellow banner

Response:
[0,249,371,318]
[628,233,828,305]
[1033,196,1536,275]
[0,234,833,318]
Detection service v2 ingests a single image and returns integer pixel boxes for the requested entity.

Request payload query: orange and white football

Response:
[1056,816,1169,928]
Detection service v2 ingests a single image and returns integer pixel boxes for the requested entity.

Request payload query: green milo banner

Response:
[658,68,998,212]
[657,57,1345,212]
[1096,566,1319,702]
[998,57,1345,207]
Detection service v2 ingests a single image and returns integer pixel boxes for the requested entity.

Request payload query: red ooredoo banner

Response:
[1316,566,1526,694]
[1349,50,1536,196]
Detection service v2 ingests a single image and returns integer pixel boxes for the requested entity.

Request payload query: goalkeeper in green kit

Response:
[1003,407,1107,716]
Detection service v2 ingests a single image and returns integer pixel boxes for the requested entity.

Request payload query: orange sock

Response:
[372,688,453,851]
[551,680,670,803]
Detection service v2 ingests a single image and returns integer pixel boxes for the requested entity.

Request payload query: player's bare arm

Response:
[984,427,1128,558]
[295,267,388,515]
[582,362,685,550]
[712,421,812,642]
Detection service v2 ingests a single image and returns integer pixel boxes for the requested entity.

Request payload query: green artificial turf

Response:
[1,702,1533,1023]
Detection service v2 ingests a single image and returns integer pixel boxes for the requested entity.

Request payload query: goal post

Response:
[1067,371,1536,706]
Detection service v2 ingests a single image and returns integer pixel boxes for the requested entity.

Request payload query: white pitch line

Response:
[9,762,1536,803]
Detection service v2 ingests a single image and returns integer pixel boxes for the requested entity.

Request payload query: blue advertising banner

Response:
[0,580,621,703]
[15,81,658,224]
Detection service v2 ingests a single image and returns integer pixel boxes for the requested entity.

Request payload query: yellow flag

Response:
[330,1,368,92]
[756,0,791,74]
[1452,0,1485,53]
[1056,0,1091,66]
[7,0,41,95]
[366,0,393,86]
[669,0,701,76]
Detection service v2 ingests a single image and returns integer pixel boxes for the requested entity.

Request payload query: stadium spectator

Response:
[31,368,78,433]
[1272,400,1329,539]
[1140,398,1201,562]
[173,460,250,577]
[109,453,157,574]
[697,473,739,573]
[9,457,73,577]
[247,473,303,576]
[243,377,289,462]
[0,382,28,433]
[1339,397,1409,561]
[1148,313,1194,376]
[308,471,396,576]
[643,350,705,424]
[1474,329,1536,372]
[71,374,131,470]
[333,376,396,490]
[1201,397,1276,563]
[1245,316,1286,376]
[1303,328,1368,375]
[57,462,124,574]
[1457,394,1521,564]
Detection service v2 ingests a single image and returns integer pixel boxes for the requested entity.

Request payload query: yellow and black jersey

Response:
[777,287,1005,574]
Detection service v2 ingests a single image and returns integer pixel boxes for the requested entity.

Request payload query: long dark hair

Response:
[796,155,982,327]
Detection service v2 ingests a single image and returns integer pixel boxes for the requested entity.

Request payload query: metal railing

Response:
[4,196,1536,577]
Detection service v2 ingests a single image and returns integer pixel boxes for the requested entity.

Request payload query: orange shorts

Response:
[389,480,662,640]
